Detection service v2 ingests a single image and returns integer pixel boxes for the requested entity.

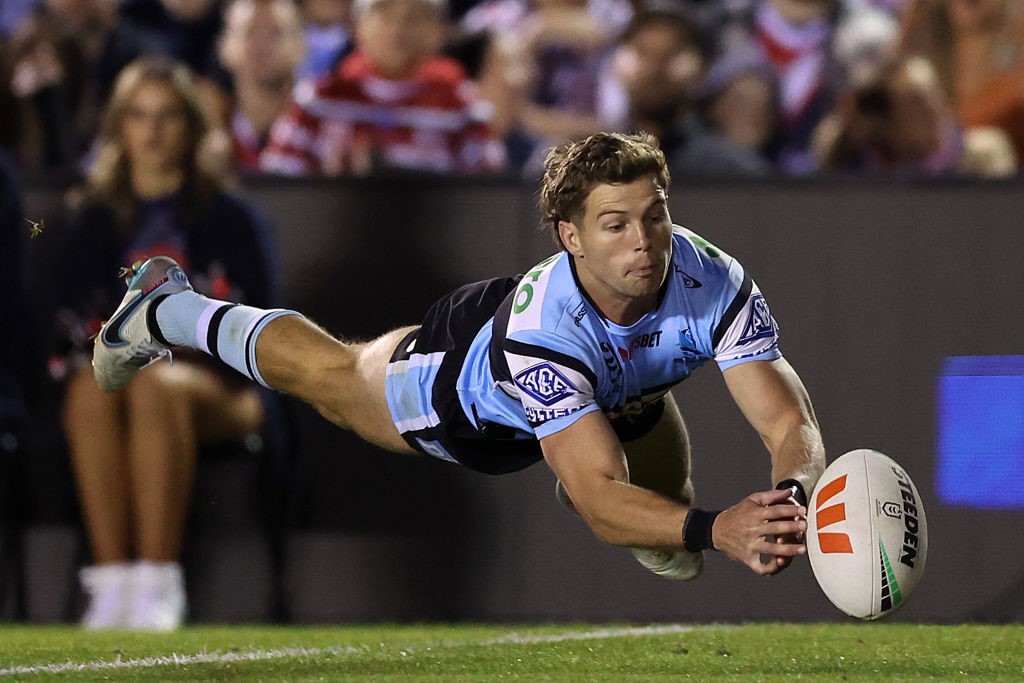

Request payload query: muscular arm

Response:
[541,410,688,549]
[542,407,808,574]
[717,357,826,570]
[722,357,825,494]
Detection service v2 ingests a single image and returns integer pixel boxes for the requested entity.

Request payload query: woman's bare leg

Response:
[63,366,132,564]
[123,360,262,561]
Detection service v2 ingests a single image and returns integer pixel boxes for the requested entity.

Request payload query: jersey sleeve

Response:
[710,259,782,371]
[501,330,603,439]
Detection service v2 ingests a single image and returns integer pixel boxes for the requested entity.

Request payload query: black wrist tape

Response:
[776,478,808,508]
[682,507,721,552]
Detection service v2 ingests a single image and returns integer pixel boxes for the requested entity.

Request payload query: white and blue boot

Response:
[92,256,192,392]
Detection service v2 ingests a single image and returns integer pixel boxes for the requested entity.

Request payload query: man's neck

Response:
[236,75,295,137]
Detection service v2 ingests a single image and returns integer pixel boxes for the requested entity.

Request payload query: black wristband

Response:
[682,507,721,552]
[776,479,808,508]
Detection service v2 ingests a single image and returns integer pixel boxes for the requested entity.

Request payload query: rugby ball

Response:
[807,449,927,620]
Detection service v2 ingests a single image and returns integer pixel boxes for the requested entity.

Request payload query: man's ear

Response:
[558,220,582,255]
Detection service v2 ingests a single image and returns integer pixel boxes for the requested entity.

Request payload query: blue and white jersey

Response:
[456,226,781,440]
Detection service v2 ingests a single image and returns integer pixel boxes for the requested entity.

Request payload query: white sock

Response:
[154,291,298,387]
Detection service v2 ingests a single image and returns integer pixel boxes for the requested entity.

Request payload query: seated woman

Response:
[53,55,281,631]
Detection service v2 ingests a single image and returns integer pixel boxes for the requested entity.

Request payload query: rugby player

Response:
[93,132,825,579]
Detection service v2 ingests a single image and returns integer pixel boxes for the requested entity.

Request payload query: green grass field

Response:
[0,623,1021,681]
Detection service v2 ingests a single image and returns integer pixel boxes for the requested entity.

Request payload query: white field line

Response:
[0,623,697,677]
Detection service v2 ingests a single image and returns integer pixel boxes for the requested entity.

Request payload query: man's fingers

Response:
[764,519,806,537]
[748,488,795,506]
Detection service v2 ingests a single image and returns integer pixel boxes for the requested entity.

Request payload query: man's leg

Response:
[248,315,418,454]
[93,257,418,456]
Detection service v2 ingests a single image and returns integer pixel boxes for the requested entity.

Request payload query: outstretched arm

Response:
[541,410,687,549]
[719,356,826,571]
[722,357,825,496]
[542,409,807,573]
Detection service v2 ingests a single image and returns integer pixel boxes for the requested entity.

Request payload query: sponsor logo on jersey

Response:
[525,405,584,422]
[676,267,702,288]
[600,341,623,388]
[571,302,587,326]
[512,254,558,314]
[737,294,777,346]
[618,330,663,360]
[514,362,578,406]
[688,234,721,259]
[675,328,702,365]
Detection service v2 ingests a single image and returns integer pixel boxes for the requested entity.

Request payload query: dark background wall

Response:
[17,177,1024,624]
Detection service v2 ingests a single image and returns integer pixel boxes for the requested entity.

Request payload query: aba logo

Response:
[737,294,777,345]
[514,363,578,406]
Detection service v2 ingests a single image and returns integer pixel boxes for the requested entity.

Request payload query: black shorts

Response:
[386,276,666,475]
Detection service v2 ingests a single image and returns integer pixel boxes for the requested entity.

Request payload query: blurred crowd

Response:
[2,0,1023,181]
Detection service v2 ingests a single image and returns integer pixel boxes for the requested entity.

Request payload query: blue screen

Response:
[936,356,1024,509]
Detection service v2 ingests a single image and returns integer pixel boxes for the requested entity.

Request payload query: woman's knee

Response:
[62,366,118,430]
[123,361,195,416]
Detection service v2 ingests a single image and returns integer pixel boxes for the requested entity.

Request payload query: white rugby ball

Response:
[807,449,927,620]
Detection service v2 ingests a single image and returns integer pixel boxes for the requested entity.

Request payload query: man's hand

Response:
[712,488,807,575]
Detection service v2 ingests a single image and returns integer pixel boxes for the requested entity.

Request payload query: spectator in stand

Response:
[5,0,150,172]
[899,0,1024,169]
[699,45,781,170]
[298,0,353,81]
[812,54,1016,177]
[609,1,772,177]
[260,0,505,175]
[832,4,901,90]
[118,0,225,77]
[54,56,280,631]
[716,0,840,174]
[464,0,632,173]
[213,0,307,173]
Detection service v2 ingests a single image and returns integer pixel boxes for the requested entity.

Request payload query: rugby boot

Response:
[92,256,192,392]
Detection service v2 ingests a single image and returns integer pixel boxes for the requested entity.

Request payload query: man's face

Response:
[356,0,442,78]
[618,22,702,115]
[708,73,777,151]
[222,0,304,84]
[559,176,673,325]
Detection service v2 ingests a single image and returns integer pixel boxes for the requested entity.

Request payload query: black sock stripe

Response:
[207,304,237,362]
[244,311,274,382]
[244,311,280,383]
[148,295,173,347]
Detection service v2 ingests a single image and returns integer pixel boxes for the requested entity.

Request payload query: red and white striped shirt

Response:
[260,51,506,175]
